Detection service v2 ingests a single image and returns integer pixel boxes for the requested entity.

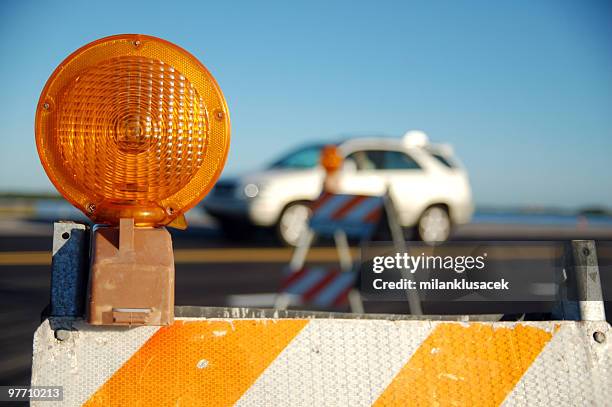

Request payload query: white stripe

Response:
[502,322,611,406]
[31,320,158,407]
[235,319,432,407]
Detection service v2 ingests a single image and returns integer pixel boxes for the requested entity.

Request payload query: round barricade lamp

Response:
[36,34,230,325]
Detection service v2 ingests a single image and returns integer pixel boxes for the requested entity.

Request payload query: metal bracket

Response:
[87,218,175,326]
[49,222,89,318]
[553,240,606,321]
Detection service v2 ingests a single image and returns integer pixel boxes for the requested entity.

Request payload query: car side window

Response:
[345,150,385,170]
[345,150,421,171]
[383,151,422,170]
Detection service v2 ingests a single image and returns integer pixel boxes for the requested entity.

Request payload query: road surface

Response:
[1,217,611,386]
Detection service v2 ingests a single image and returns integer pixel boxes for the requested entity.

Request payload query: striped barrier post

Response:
[275,193,388,312]
[276,191,422,314]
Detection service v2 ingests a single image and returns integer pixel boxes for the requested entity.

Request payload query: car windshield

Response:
[268,144,326,169]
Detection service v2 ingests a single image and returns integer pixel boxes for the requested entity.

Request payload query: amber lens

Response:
[35,34,230,226]
[320,145,343,173]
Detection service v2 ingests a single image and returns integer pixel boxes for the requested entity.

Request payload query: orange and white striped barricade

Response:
[30,307,610,406]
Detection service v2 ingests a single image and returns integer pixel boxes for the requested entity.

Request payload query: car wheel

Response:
[417,205,451,243]
[277,201,312,247]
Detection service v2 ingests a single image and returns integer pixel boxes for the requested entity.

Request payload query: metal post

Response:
[553,240,606,321]
[572,240,606,321]
[334,230,364,313]
[289,229,315,271]
[383,194,423,315]
[334,230,352,272]
[275,229,315,310]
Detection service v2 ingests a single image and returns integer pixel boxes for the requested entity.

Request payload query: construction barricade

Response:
[276,191,422,314]
[31,307,610,406]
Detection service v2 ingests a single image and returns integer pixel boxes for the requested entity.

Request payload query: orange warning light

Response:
[35,34,230,226]
[320,145,343,173]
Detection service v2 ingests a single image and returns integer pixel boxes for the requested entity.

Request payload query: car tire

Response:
[416,205,451,243]
[276,201,312,247]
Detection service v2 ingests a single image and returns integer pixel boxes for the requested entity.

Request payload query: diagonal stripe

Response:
[83,319,308,407]
[331,195,368,220]
[312,220,377,239]
[311,194,353,221]
[302,268,340,302]
[310,192,332,212]
[373,323,554,407]
[313,271,357,306]
[363,207,383,223]
[280,267,307,290]
[341,196,383,224]
[501,323,609,406]
[235,319,433,407]
[283,267,327,295]
[30,320,159,407]
[331,284,354,307]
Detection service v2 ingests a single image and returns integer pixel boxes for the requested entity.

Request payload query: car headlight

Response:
[243,183,261,198]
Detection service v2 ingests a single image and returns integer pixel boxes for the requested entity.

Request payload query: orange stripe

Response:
[310,192,332,212]
[331,283,354,307]
[84,319,308,407]
[363,207,382,223]
[374,323,554,407]
[280,267,308,290]
[331,195,368,220]
[302,268,340,301]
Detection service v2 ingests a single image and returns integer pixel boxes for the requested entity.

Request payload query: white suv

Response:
[203,131,474,246]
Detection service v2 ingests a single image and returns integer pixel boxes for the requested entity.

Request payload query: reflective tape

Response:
[31,318,610,406]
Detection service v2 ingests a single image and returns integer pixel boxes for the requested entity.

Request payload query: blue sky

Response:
[0,0,611,208]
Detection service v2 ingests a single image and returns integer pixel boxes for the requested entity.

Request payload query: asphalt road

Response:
[1,217,611,387]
